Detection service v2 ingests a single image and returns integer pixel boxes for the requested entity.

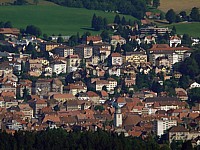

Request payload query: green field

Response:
[160,22,200,37]
[0,5,136,36]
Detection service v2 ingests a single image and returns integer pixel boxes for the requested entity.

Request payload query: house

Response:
[85,36,102,44]
[17,79,32,97]
[129,35,141,45]
[34,79,52,97]
[111,52,123,66]
[168,126,189,143]
[148,44,191,66]
[143,36,156,44]
[74,44,93,59]
[110,35,126,48]
[87,91,100,105]
[155,57,170,67]
[170,35,181,47]
[65,81,87,96]
[51,60,67,75]
[109,67,121,77]
[190,82,200,89]
[66,55,80,73]
[124,76,136,87]
[53,46,73,57]
[175,88,188,101]
[107,78,117,92]
[0,62,13,76]
[0,28,20,35]
[93,42,111,57]
[28,99,47,117]
[51,93,76,102]
[66,100,92,111]
[18,103,33,120]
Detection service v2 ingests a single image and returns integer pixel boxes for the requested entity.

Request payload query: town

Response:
[0,12,200,149]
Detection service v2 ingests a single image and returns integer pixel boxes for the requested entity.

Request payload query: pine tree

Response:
[121,16,126,25]
[114,15,121,24]
[91,13,97,29]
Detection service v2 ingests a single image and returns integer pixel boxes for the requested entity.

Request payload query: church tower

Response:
[114,106,122,127]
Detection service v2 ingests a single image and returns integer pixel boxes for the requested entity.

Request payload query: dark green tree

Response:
[190,7,200,21]
[166,9,176,24]
[57,36,64,43]
[100,30,110,42]
[153,0,160,8]
[91,13,97,29]
[114,15,121,24]
[4,21,12,28]
[121,16,126,25]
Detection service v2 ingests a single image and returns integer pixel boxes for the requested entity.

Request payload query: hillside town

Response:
[0,20,200,147]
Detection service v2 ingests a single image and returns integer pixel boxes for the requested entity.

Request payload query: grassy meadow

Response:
[160,22,200,37]
[0,5,136,36]
[159,0,200,13]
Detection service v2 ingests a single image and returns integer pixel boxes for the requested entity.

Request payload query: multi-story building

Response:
[54,46,73,57]
[149,44,191,66]
[19,103,33,120]
[51,60,67,75]
[154,118,177,136]
[74,44,93,59]
[111,52,123,66]
[40,42,61,51]
[66,55,80,73]
[124,51,147,65]
[140,26,172,35]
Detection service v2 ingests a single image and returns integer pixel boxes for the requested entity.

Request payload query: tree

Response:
[151,81,163,94]
[26,25,42,37]
[100,30,110,42]
[114,15,121,24]
[190,7,200,21]
[181,140,194,150]
[182,34,192,46]
[91,13,97,29]
[166,9,176,24]
[33,0,39,5]
[103,18,108,29]
[180,11,187,20]
[0,34,5,40]
[23,87,30,102]
[188,88,200,104]
[153,0,160,8]
[57,36,64,43]
[121,16,126,25]
[179,75,190,89]
[4,21,12,28]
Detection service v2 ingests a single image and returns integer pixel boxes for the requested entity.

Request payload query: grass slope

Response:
[160,22,200,37]
[159,0,200,13]
[0,5,136,36]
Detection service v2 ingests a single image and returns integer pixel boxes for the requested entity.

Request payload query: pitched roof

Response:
[169,126,188,132]
[111,52,121,57]
[149,44,191,51]
[87,91,99,97]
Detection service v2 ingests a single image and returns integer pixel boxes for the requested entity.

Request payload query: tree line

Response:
[46,0,148,19]
[0,128,171,150]
[166,7,200,24]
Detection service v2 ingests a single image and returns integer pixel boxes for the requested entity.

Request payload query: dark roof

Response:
[145,97,179,103]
